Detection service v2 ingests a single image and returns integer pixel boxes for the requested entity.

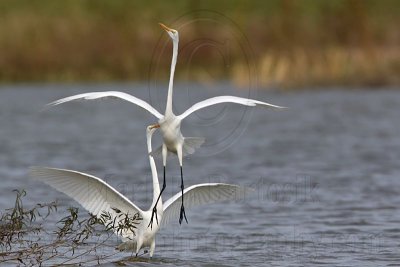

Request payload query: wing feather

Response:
[178,95,285,120]
[47,91,163,119]
[29,167,143,220]
[161,183,249,226]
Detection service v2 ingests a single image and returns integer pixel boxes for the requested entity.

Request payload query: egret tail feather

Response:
[149,145,174,157]
[183,137,205,157]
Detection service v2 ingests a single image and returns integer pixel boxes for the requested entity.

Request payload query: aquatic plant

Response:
[0,190,140,265]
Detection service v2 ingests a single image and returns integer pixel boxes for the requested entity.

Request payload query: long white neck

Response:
[147,130,162,211]
[165,38,178,115]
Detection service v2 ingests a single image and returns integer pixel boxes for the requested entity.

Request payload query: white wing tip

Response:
[45,102,54,106]
[29,165,45,173]
[261,103,287,109]
[29,166,49,182]
[275,105,288,109]
[231,184,255,196]
[195,183,255,199]
[29,166,52,176]
[226,184,255,199]
[29,166,71,182]
[250,99,287,109]
[45,99,67,108]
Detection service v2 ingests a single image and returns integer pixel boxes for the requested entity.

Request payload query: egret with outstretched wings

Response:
[30,126,248,257]
[46,23,284,226]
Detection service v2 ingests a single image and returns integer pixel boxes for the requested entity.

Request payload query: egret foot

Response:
[178,166,188,224]
[179,203,188,224]
[148,206,159,229]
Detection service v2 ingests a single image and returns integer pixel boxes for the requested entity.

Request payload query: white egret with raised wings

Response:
[30,125,247,257]
[46,23,284,226]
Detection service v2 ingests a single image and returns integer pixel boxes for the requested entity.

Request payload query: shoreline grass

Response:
[0,0,399,89]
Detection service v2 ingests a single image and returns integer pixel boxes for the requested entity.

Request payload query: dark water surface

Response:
[1,83,400,266]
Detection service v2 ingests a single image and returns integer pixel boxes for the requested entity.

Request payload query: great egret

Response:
[45,23,284,226]
[29,125,247,257]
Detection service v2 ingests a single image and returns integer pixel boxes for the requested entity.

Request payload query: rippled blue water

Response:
[1,83,400,266]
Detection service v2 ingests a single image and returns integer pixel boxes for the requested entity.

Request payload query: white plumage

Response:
[30,126,248,257]
[46,91,163,119]
[45,23,282,225]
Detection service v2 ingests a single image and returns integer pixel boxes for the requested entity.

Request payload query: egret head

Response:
[159,23,179,42]
[147,124,159,137]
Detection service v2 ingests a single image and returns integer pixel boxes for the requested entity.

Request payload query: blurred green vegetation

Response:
[0,0,399,88]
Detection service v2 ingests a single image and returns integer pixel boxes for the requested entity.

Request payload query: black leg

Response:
[179,166,188,224]
[148,166,166,229]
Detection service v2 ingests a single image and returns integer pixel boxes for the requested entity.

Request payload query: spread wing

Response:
[178,95,285,120]
[162,183,249,226]
[29,167,143,220]
[47,91,163,119]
